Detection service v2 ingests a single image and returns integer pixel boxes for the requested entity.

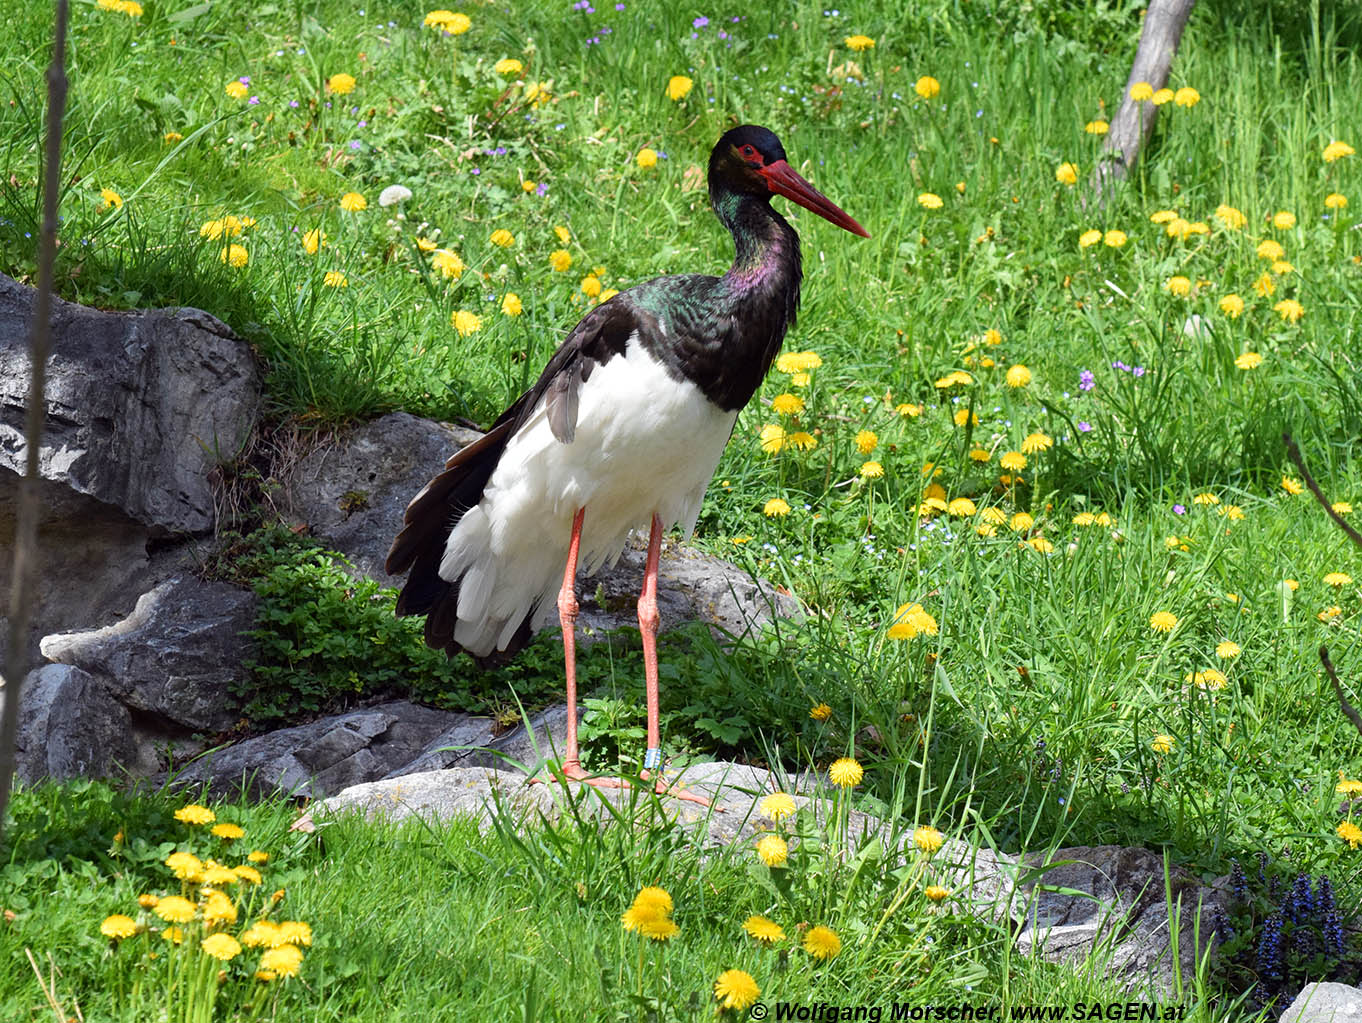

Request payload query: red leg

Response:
[558,507,586,773]
[637,514,711,807]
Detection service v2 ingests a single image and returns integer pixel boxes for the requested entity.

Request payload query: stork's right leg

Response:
[559,507,587,776]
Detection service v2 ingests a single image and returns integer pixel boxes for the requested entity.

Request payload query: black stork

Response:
[386,124,868,801]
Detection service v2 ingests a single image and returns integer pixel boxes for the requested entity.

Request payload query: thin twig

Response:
[1283,432,1362,548]
[0,0,69,837]
[1320,647,1362,739]
[26,948,69,1023]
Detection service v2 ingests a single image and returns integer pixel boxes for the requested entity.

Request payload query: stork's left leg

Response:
[638,513,711,807]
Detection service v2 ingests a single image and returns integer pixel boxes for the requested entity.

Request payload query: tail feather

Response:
[387,408,535,659]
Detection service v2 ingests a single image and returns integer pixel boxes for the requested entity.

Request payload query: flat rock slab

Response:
[171,701,490,800]
[303,763,1221,996]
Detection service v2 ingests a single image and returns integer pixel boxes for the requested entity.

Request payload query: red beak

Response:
[760,159,870,238]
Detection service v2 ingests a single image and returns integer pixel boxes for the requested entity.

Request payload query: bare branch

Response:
[1320,647,1362,739]
[1089,0,1197,205]
[0,0,69,837]
[1284,432,1362,548]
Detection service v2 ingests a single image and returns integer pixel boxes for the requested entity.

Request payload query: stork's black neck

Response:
[630,190,803,412]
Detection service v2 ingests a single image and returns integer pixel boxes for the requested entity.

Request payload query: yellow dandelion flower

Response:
[1214,205,1247,230]
[809,702,832,721]
[763,498,791,517]
[501,292,523,316]
[166,851,204,879]
[1006,364,1032,387]
[175,804,216,826]
[233,865,263,885]
[756,834,788,866]
[101,914,138,939]
[1129,81,1154,102]
[898,402,924,418]
[787,431,817,450]
[431,249,465,279]
[1151,734,1175,754]
[202,891,238,925]
[1216,641,1241,659]
[327,73,356,95]
[1272,210,1297,230]
[844,34,875,51]
[743,915,786,943]
[999,451,1027,472]
[968,448,991,463]
[494,58,523,75]
[1150,209,1179,224]
[489,228,514,248]
[154,896,196,924]
[1257,239,1285,261]
[580,274,602,298]
[829,757,863,788]
[338,192,367,212]
[918,192,943,209]
[277,921,312,947]
[219,244,248,268]
[1055,162,1079,186]
[1193,492,1220,505]
[1336,778,1362,797]
[1252,273,1276,297]
[259,943,303,977]
[247,850,269,864]
[1280,476,1303,495]
[914,76,940,99]
[201,864,239,886]
[913,825,945,853]
[759,793,796,821]
[225,80,249,100]
[1150,611,1179,633]
[853,429,878,454]
[1324,572,1353,587]
[1021,431,1052,454]
[714,970,760,1011]
[1165,276,1192,297]
[1325,193,1348,210]
[666,75,693,101]
[926,885,951,901]
[322,270,348,288]
[549,248,572,272]
[803,925,842,959]
[1340,821,1362,849]
[771,393,804,416]
[947,497,976,516]
[241,921,281,948]
[1220,294,1244,318]
[759,423,787,454]
[1274,299,1304,322]
[451,310,483,337]
[1152,88,1174,105]
[1084,120,1109,135]
[302,228,326,255]
[1174,86,1200,107]
[1079,229,1102,248]
[1334,501,1353,515]
[1323,140,1356,162]
[860,461,884,479]
[635,147,658,169]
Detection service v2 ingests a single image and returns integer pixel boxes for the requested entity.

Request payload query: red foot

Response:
[531,762,715,807]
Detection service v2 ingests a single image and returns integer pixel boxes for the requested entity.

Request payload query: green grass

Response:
[3,0,1362,1018]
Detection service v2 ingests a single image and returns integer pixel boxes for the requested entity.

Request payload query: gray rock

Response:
[171,701,486,799]
[40,576,259,732]
[283,412,481,579]
[1281,984,1362,1023]
[15,663,133,781]
[0,272,261,535]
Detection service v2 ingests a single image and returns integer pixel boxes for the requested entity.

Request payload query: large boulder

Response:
[0,273,261,662]
[15,663,134,782]
[40,575,259,733]
[0,274,261,535]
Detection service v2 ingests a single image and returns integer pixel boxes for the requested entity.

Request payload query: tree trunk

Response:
[1091,0,1197,204]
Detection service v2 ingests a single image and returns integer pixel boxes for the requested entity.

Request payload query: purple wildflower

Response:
[1077,421,1092,433]
[238,76,251,85]
[289,99,300,108]
[535,182,549,195]
[615,2,625,8]
[1079,369,1095,391]
[693,15,709,27]
[470,167,480,175]
[1173,504,1186,515]
[349,140,361,150]
[248,96,260,105]
[1132,366,1146,377]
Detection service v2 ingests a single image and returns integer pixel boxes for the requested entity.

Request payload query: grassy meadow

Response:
[2,0,1362,1018]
